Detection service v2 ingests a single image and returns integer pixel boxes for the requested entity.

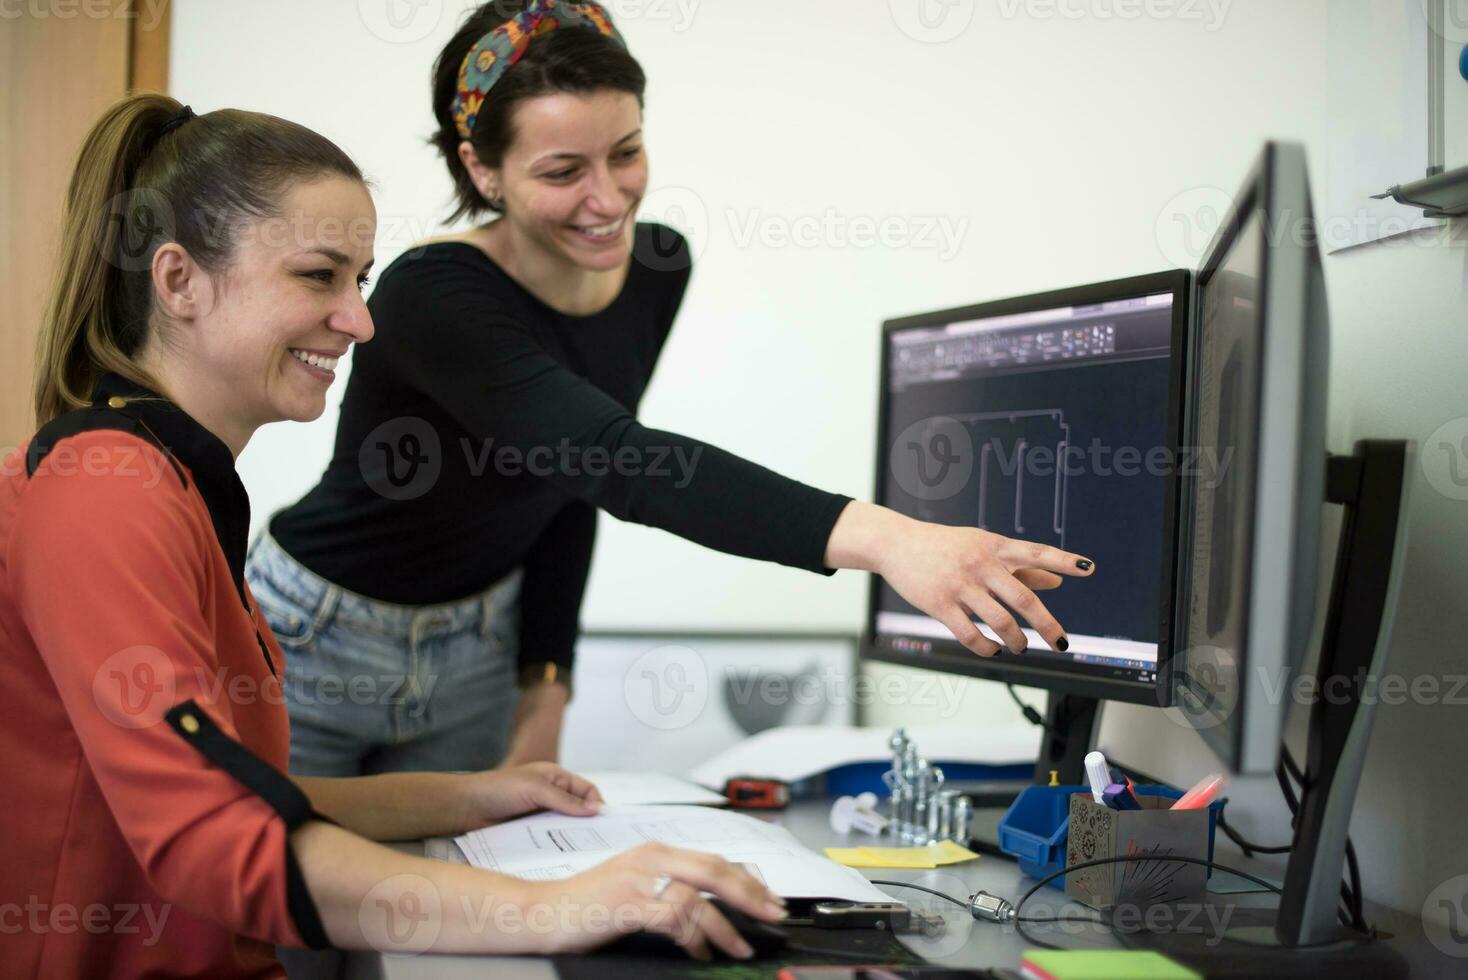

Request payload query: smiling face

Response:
[143,174,378,453]
[228,178,377,423]
[480,89,647,271]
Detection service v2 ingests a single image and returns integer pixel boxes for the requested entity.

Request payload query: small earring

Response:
[487,191,505,211]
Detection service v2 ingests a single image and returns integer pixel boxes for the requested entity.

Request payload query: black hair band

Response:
[158,104,196,139]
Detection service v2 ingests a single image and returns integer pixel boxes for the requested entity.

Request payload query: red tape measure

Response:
[723,777,790,809]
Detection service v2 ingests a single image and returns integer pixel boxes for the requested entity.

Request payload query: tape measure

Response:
[723,777,790,809]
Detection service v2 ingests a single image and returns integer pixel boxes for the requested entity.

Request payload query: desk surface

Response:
[353,799,1449,980]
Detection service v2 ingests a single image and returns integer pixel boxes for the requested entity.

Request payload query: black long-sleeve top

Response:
[271,224,851,672]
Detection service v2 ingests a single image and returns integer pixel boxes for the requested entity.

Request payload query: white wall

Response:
[172,0,1467,925]
[178,0,1335,634]
[560,635,857,772]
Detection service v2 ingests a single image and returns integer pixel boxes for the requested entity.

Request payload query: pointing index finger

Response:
[1001,540,1096,576]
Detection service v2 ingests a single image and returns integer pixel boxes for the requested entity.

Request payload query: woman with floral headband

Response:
[254,0,1096,781]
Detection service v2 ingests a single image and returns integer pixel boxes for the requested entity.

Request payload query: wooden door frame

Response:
[0,1,170,447]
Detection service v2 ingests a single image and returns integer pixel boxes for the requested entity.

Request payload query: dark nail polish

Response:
[1056,635,1070,652]
[1076,559,1093,571]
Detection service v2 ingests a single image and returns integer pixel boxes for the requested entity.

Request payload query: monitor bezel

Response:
[862,269,1192,708]
[1178,141,1325,773]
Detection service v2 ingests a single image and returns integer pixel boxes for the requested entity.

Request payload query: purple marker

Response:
[1102,782,1141,810]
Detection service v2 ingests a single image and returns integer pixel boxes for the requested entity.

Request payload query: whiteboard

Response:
[1436,0,1468,168]
[1321,0,1439,250]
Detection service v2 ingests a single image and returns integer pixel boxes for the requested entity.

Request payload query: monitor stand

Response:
[1034,692,1102,787]
[959,692,1101,858]
[1132,439,1414,976]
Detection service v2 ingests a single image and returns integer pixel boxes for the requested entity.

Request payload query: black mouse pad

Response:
[553,924,925,980]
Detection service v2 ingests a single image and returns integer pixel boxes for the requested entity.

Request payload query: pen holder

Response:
[1064,790,1215,911]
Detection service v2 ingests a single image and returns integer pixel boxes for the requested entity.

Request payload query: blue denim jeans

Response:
[244,530,523,778]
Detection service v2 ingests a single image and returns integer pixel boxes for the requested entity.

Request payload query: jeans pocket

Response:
[246,572,318,649]
[481,599,521,655]
[484,619,519,655]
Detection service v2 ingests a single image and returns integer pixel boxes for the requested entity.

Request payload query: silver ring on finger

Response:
[651,873,673,898]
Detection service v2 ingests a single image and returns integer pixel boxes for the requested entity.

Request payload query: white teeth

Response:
[575,218,623,239]
[291,349,339,371]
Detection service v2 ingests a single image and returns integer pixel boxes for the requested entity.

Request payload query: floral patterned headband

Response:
[451,0,626,140]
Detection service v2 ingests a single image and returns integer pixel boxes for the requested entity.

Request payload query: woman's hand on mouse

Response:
[530,842,786,959]
[825,501,1095,656]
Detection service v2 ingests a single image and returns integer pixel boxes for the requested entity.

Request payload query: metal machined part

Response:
[950,795,974,843]
[967,890,1015,923]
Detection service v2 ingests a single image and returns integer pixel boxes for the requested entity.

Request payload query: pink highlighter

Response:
[1170,773,1226,810]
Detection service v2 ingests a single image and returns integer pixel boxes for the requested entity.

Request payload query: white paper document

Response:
[454,804,891,902]
[578,771,727,807]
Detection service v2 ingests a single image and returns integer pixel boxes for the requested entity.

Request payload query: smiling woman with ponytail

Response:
[3,93,787,976]
[35,94,351,423]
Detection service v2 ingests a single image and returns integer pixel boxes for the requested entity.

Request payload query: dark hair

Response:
[35,93,366,424]
[431,1,647,224]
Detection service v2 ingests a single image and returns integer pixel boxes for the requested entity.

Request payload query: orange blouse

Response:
[0,375,326,978]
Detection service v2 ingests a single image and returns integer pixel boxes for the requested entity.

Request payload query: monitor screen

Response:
[869,273,1188,703]
[1175,209,1263,735]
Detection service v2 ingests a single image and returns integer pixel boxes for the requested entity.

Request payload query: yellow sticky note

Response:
[822,847,937,868]
[858,847,939,869]
[824,842,979,868]
[926,840,980,866]
[823,847,873,867]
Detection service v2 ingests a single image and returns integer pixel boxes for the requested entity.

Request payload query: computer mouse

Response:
[707,896,790,959]
[602,896,790,961]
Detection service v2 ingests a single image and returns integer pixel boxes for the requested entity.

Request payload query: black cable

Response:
[1015,913,1106,923]
[1215,803,1291,856]
[1277,755,1302,813]
[1006,684,1047,728]
[1277,760,1357,929]
[870,879,1107,950]
[1280,745,1305,785]
[1215,802,1357,928]
[868,879,970,910]
[1276,746,1368,932]
[1013,854,1293,951]
[1344,838,1367,932]
[871,878,1095,922]
[1216,803,1290,854]
[871,856,1374,956]
[1015,853,1283,910]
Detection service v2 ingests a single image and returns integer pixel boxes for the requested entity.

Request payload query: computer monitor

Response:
[865,270,1191,710]
[864,142,1410,956]
[1172,141,1328,774]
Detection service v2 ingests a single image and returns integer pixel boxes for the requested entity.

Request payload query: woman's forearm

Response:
[294,772,471,842]
[292,820,550,954]
[502,681,569,766]
[823,500,908,574]
[294,821,788,959]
